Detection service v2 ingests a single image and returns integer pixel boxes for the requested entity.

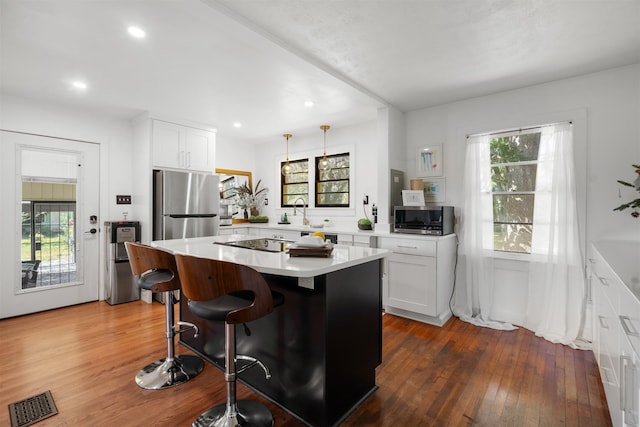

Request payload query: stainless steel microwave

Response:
[393,206,454,235]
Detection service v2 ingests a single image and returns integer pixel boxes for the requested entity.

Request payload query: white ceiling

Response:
[1,0,639,144]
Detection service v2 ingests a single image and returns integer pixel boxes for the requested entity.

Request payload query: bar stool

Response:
[125,242,204,390]
[175,254,283,427]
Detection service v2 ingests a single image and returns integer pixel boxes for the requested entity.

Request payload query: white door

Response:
[0,131,100,318]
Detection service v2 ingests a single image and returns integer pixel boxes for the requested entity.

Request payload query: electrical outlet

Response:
[116,195,132,205]
[363,195,369,205]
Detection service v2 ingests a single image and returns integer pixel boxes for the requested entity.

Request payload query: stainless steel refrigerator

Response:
[153,170,219,240]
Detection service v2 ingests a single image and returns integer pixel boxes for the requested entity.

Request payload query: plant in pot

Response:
[614,164,640,218]
[237,179,269,222]
[358,218,373,230]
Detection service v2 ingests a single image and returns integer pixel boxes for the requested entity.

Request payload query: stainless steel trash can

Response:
[104,221,141,305]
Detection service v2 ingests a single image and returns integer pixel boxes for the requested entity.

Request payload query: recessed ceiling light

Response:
[72,81,88,89]
[127,26,146,39]
[233,122,242,128]
[304,101,314,107]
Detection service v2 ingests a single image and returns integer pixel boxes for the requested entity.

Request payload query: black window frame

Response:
[280,158,309,208]
[314,152,350,208]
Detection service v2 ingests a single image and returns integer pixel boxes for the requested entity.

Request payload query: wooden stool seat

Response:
[125,242,204,390]
[175,254,281,427]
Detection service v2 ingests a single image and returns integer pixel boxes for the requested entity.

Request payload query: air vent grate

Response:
[8,390,58,427]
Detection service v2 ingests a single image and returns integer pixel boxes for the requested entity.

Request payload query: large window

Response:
[315,153,350,207]
[281,159,309,207]
[489,130,541,253]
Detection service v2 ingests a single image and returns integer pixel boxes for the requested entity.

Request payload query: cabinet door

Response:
[385,252,437,316]
[184,127,215,172]
[152,120,216,172]
[257,228,300,241]
[153,120,183,169]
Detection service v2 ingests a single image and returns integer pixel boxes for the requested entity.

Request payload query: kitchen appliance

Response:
[393,205,454,235]
[105,221,141,305]
[153,170,219,240]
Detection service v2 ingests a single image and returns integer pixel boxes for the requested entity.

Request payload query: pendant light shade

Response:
[281,133,293,176]
[318,125,330,171]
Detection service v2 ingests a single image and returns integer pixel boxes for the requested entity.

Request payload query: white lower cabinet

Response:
[257,228,301,241]
[592,242,640,427]
[379,234,456,326]
[218,227,253,236]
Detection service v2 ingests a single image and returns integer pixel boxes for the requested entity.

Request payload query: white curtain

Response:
[456,133,517,331]
[455,123,586,345]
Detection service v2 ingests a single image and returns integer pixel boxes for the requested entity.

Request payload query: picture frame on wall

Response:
[417,145,443,177]
[422,177,446,203]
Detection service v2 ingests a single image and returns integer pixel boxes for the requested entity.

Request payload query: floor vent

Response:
[8,390,58,427]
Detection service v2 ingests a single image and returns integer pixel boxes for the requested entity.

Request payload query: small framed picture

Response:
[417,145,443,177]
[422,177,446,203]
[401,190,425,206]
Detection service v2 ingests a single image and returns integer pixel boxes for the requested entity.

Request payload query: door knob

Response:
[85,228,97,234]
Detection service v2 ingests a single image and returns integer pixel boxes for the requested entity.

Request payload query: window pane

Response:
[281,159,308,207]
[491,164,537,192]
[283,172,308,184]
[494,223,532,253]
[493,194,534,224]
[283,195,308,205]
[318,167,349,181]
[317,181,349,193]
[315,153,349,207]
[317,193,349,205]
[490,133,541,164]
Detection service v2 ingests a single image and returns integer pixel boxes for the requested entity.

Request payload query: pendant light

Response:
[318,125,330,171]
[281,133,293,176]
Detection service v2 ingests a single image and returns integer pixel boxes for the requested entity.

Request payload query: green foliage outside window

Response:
[490,132,541,253]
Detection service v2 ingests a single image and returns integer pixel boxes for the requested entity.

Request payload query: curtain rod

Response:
[466,121,572,139]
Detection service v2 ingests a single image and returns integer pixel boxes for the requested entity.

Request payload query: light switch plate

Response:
[116,195,132,204]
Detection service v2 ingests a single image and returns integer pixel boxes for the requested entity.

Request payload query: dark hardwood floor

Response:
[0,301,611,426]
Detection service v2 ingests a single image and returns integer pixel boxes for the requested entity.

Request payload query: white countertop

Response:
[221,222,457,241]
[152,234,388,278]
[593,240,640,301]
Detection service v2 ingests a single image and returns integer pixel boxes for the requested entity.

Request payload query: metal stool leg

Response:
[136,290,204,390]
[193,323,273,427]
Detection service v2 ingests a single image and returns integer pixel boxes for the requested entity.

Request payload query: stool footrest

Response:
[175,320,199,338]
[236,354,271,379]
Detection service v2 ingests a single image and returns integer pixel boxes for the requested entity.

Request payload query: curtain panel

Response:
[455,123,586,347]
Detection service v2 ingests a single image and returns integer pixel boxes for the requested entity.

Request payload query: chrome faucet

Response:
[293,197,309,225]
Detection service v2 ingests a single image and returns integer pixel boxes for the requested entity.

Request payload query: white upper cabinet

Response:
[152,120,215,172]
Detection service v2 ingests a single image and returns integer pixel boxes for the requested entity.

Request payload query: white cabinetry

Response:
[592,242,640,427]
[152,120,215,172]
[218,227,254,236]
[379,234,456,326]
[257,228,301,241]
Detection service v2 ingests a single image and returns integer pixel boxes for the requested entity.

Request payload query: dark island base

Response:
[180,260,383,427]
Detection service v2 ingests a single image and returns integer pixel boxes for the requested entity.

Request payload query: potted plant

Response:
[236,179,269,220]
[614,164,640,217]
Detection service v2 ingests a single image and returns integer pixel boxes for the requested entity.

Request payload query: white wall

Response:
[404,64,640,326]
[251,120,378,228]
[0,95,137,222]
[216,134,256,173]
[0,94,137,302]
[405,64,640,245]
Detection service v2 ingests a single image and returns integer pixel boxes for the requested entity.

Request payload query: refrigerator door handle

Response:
[166,214,218,219]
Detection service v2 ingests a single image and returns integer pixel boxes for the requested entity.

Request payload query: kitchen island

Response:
[153,235,388,427]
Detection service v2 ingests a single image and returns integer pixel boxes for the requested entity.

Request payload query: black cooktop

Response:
[215,238,294,253]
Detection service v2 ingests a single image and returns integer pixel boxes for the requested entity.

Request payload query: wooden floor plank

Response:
[0,301,612,426]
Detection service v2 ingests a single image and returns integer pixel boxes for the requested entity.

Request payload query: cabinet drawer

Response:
[592,249,621,310]
[620,287,640,360]
[379,237,436,256]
